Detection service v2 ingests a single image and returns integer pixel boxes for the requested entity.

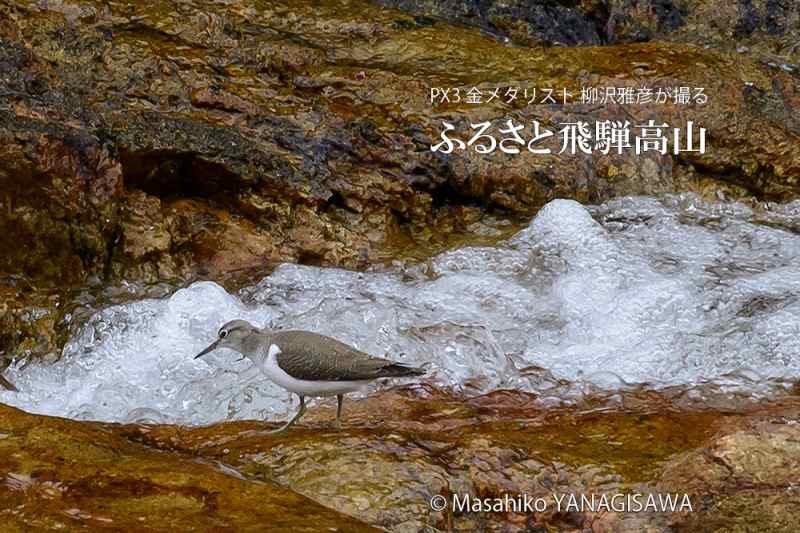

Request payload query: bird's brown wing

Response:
[272,331,421,381]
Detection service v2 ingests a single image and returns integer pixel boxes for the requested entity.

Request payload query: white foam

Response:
[3,194,800,424]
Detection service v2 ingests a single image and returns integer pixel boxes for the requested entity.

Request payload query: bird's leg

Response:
[267,395,306,434]
[335,394,343,429]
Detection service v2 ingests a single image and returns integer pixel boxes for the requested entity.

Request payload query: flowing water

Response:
[3,194,800,425]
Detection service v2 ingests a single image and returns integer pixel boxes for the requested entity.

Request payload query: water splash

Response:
[3,194,800,424]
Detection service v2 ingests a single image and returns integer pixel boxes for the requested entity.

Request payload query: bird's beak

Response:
[194,339,220,359]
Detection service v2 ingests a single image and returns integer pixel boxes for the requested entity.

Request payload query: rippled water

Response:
[3,195,800,424]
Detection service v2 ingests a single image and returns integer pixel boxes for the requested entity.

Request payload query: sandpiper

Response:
[194,319,424,433]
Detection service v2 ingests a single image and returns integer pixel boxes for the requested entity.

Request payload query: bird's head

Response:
[194,319,260,359]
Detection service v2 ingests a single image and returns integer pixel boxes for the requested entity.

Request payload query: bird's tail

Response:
[380,362,426,378]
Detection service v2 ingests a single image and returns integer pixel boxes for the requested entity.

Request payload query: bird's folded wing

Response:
[273,331,398,381]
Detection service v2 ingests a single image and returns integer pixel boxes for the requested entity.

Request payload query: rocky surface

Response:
[377,0,800,53]
[0,0,798,287]
[2,387,799,531]
[0,400,378,531]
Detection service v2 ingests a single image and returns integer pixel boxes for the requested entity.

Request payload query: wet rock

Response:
[376,0,609,46]
[120,191,173,261]
[0,403,376,531]
[659,412,800,532]
[114,389,800,532]
[0,285,71,386]
[0,111,123,286]
[1,372,799,531]
[190,85,259,115]
[376,0,800,57]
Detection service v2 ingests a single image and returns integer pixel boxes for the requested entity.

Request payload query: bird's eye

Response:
[219,330,228,339]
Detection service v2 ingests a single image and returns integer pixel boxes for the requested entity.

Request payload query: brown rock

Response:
[190,86,259,115]
[3,385,800,531]
[0,403,376,531]
[659,416,800,532]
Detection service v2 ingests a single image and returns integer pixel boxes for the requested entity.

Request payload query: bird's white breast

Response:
[259,344,368,397]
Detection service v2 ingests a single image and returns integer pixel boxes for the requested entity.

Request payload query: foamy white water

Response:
[3,194,800,424]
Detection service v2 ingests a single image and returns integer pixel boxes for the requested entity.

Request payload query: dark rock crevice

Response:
[765,0,792,36]
[375,0,694,47]
[428,180,485,210]
[376,0,610,46]
[677,158,790,203]
[735,0,762,38]
[120,150,244,201]
[372,0,796,50]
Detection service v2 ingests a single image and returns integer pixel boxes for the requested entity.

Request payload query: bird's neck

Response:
[237,332,269,361]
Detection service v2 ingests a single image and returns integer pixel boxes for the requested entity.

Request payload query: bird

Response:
[194,319,425,433]
[0,373,17,392]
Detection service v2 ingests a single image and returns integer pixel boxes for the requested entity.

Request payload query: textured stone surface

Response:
[0,403,377,531]
[659,409,800,532]
[376,0,800,53]
[2,388,796,531]
[0,0,798,295]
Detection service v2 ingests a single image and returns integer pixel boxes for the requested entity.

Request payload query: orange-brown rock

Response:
[0,402,377,531]
[3,387,798,531]
[1,0,798,302]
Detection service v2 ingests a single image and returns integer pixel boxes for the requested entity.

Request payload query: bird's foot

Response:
[265,421,294,434]
[230,426,294,439]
